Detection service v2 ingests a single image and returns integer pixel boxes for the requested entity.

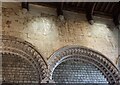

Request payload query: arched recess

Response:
[48,45,120,85]
[0,35,48,84]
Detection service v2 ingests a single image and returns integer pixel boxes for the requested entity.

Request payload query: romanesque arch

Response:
[118,55,120,70]
[48,45,120,85]
[1,35,48,84]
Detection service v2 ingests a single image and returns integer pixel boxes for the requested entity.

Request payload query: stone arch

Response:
[1,35,48,84]
[118,55,120,70]
[48,45,120,85]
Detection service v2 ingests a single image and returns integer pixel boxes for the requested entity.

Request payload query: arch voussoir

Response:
[1,35,48,83]
[48,45,120,85]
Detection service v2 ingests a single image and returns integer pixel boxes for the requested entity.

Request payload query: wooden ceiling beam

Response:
[56,2,65,21]
[21,2,29,11]
[56,2,64,16]
[112,2,120,29]
[85,2,96,25]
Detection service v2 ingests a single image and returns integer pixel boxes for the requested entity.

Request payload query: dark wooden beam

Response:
[57,2,64,16]
[56,2,65,21]
[112,2,120,29]
[86,2,96,25]
[21,2,29,11]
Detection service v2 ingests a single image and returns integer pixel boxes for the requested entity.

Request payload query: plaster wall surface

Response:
[2,2,119,67]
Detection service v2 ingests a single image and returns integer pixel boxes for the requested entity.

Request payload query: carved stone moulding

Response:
[118,56,120,70]
[48,45,120,85]
[1,35,48,83]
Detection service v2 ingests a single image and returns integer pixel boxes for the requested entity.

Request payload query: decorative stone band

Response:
[48,45,120,85]
[0,35,48,83]
[117,55,120,71]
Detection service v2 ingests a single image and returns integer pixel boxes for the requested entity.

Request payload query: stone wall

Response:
[2,2,119,66]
